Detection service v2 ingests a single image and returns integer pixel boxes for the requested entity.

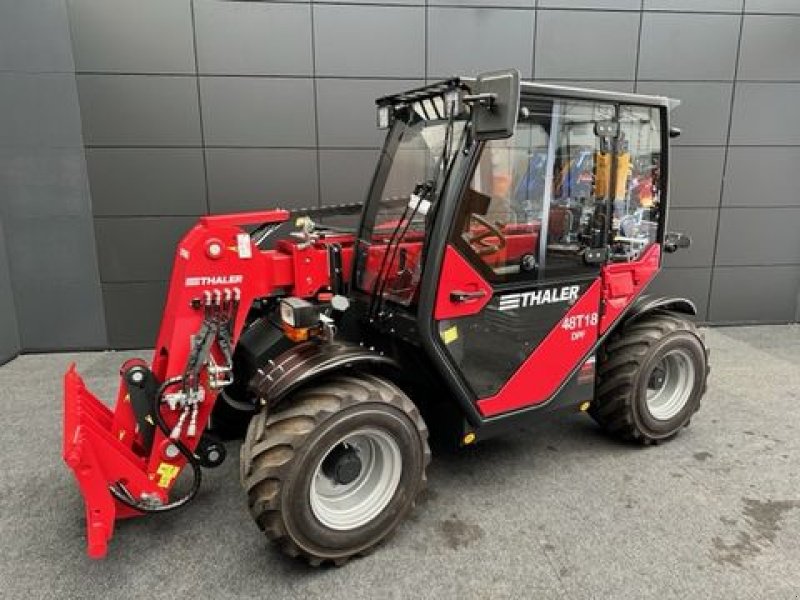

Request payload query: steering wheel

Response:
[465,214,507,256]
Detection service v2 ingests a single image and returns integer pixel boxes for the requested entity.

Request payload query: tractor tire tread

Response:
[590,311,709,444]
[240,373,429,566]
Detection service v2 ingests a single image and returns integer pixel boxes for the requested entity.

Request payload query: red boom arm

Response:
[63,210,353,558]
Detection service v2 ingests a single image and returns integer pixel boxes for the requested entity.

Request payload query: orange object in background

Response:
[594,151,631,201]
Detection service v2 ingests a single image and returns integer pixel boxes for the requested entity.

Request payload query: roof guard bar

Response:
[376,78,468,107]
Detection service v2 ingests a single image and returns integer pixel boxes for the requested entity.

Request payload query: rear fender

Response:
[618,295,697,328]
[249,340,399,407]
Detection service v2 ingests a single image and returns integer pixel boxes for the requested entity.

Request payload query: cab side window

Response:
[457,100,553,280]
[612,105,662,259]
[454,98,618,282]
[542,100,615,279]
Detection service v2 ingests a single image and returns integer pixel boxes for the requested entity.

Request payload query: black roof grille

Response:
[376,78,468,107]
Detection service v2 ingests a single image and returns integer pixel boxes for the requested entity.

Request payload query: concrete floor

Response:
[1,324,799,599]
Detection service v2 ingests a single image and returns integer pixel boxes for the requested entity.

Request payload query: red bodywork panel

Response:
[476,280,603,416]
[476,244,661,417]
[434,246,493,319]
[599,243,661,333]
[63,209,356,558]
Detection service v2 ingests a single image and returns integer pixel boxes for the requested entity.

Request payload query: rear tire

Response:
[590,312,709,445]
[241,373,430,565]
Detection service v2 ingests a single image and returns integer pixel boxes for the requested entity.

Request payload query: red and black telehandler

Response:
[63,70,708,564]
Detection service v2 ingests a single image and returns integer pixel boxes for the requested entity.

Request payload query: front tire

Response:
[591,312,709,444]
[241,374,430,565]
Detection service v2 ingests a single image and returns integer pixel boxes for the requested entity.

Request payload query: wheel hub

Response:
[648,366,666,389]
[645,349,695,421]
[322,444,363,485]
[310,429,403,531]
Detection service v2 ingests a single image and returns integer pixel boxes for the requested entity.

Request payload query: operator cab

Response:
[345,71,676,423]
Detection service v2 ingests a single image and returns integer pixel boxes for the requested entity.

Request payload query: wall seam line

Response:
[706,2,746,321]
[310,1,323,207]
[189,0,212,216]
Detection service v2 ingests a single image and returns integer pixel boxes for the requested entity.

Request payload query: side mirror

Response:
[469,69,520,141]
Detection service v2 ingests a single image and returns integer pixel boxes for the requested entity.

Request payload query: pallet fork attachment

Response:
[63,365,160,558]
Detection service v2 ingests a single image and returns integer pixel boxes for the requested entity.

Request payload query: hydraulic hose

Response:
[109,376,203,513]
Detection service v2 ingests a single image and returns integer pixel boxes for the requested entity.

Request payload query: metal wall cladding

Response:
[0,1,106,352]
[54,0,800,345]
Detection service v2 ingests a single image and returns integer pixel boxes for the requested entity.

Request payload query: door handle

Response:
[450,289,487,303]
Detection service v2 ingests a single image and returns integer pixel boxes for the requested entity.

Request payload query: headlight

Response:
[280,300,295,327]
[280,297,319,329]
[377,105,391,130]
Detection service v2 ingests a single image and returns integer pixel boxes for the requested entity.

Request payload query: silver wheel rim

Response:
[645,349,696,421]
[310,429,403,531]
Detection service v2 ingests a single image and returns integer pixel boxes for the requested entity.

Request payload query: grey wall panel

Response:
[723,147,800,208]
[194,1,312,76]
[745,0,800,14]
[535,11,639,80]
[0,147,96,219]
[669,146,725,209]
[199,77,315,147]
[103,281,167,349]
[316,79,423,148]
[715,207,800,266]
[0,220,20,364]
[738,16,800,81]
[730,83,800,145]
[431,0,532,7]
[0,0,107,352]
[536,80,636,93]
[663,209,718,268]
[0,74,86,148]
[67,0,194,74]
[14,280,106,350]
[314,6,424,78]
[643,0,743,11]
[86,148,206,217]
[710,266,800,322]
[205,148,318,213]
[0,0,74,73]
[4,215,106,349]
[95,216,196,282]
[5,215,101,284]
[637,82,733,146]
[646,268,712,321]
[342,0,423,5]
[638,13,740,81]
[428,8,535,79]
[319,149,379,207]
[540,0,640,9]
[77,75,201,146]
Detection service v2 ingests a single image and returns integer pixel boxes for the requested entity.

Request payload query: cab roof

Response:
[519,80,677,110]
[376,77,678,112]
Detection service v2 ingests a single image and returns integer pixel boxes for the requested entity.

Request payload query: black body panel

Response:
[622,295,697,324]
[249,340,399,408]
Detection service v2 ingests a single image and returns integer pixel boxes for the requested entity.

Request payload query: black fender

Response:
[619,294,697,328]
[249,340,400,408]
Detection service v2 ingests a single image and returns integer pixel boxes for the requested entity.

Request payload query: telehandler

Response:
[64,70,708,564]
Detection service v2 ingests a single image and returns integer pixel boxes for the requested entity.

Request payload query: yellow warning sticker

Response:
[156,463,180,488]
[442,326,459,345]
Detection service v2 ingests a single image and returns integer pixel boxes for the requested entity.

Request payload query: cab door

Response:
[433,97,614,417]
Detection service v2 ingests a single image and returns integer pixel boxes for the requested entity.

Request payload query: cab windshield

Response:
[355,107,468,308]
